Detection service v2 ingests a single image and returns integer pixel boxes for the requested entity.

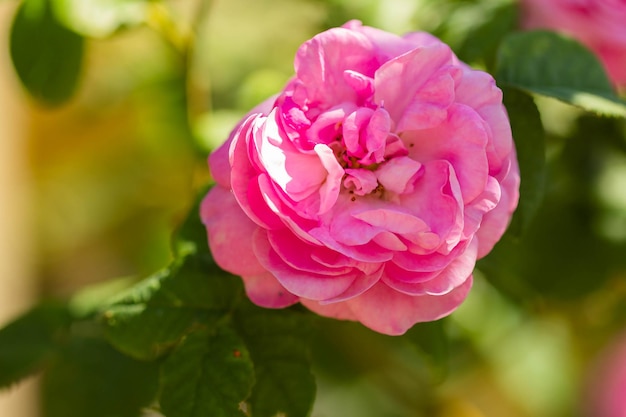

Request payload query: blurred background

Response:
[2,0,626,416]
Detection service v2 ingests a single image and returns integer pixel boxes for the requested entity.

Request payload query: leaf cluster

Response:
[0,197,318,417]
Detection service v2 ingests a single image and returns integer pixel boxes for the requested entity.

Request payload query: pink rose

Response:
[201,21,519,335]
[586,332,626,417]
[521,0,626,88]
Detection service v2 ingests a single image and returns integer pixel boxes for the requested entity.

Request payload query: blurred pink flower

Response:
[586,332,626,417]
[201,21,519,335]
[521,0,626,88]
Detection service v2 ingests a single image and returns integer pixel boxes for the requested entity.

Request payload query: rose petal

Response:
[475,156,520,258]
[253,229,360,300]
[454,70,513,174]
[398,160,464,252]
[294,26,379,108]
[200,186,265,277]
[267,229,352,276]
[209,95,277,188]
[383,237,477,295]
[347,277,473,335]
[374,43,454,128]
[376,156,423,194]
[403,103,490,204]
[241,270,299,308]
[344,168,378,196]
[300,297,358,322]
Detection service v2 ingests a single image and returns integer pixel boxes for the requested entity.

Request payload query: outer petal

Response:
[200,186,265,277]
[241,270,299,308]
[229,114,283,229]
[475,156,520,258]
[300,297,358,322]
[348,277,472,335]
[454,69,513,175]
[209,95,277,188]
[343,20,436,62]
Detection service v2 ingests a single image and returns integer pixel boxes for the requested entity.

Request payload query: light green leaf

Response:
[159,324,255,417]
[0,304,71,389]
[235,305,316,417]
[502,87,546,235]
[42,337,159,417]
[9,0,84,105]
[52,0,147,38]
[496,31,626,117]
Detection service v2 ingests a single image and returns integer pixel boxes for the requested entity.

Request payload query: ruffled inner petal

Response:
[294,26,380,109]
[374,43,454,127]
[398,160,464,253]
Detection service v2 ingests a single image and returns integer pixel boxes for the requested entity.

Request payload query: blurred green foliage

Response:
[2,0,626,417]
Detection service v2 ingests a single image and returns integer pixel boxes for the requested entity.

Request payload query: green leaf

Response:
[51,0,147,38]
[101,192,242,359]
[102,256,242,360]
[0,303,71,389]
[42,336,159,417]
[102,304,204,361]
[403,320,449,382]
[159,324,255,417]
[495,31,626,117]
[502,87,546,235]
[9,0,84,105]
[235,304,316,417]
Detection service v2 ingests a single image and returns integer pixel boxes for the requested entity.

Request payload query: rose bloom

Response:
[586,332,626,417]
[201,21,519,335]
[521,0,626,88]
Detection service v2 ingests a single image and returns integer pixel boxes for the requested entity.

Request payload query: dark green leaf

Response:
[159,324,255,417]
[502,87,546,235]
[102,255,242,360]
[102,305,206,361]
[235,304,316,417]
[479,114,623,300]
[403,320,449,382]
[0,303,71,389]
[42,336,159,417]
[496,31,626,117]
[10,0,84,105]
[101,191,242,359]
[479,197,616,300]
[52,0,148,38]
